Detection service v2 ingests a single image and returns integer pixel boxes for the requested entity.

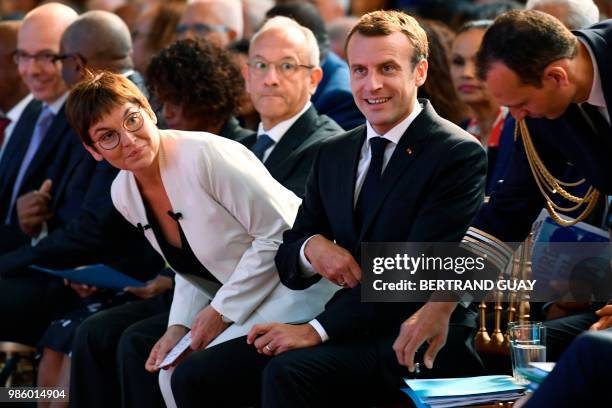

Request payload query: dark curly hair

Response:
[146,38,244,124]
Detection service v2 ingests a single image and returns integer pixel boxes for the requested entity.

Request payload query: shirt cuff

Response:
[308,319,329,343]
[299,234,319,277]
[31,222,48,246]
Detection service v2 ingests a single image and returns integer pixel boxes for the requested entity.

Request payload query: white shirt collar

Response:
[45,92,69,115]
[578,38,606,109]
[6,93,34,122]
[257,101,312,143]
[365,101,423,144]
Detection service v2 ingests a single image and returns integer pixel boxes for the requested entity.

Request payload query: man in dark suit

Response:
[461,10,612,360]
[0,8,164,347]
[0,3,96,347]
[169,11,487,408]
[0,21,29,155]
[236,15,343,198]
[0,4,94,254]
[266,1,365,131]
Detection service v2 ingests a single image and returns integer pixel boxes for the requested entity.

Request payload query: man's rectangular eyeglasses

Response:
[247,59,314,78]
[13,50,63,66]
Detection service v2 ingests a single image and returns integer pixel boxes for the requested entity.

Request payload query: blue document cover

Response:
[402,375,525,408]
[30,264,146,290]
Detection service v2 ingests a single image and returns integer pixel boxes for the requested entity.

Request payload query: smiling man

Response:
[0,2,93,251]
[168,10,487,408]
[0,2,98,350]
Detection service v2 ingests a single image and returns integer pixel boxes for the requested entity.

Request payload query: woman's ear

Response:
[82,142,104,162]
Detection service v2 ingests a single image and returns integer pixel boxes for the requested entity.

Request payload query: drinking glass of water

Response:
[508,321,546,385]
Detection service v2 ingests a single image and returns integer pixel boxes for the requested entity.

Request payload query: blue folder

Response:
[30,264,146,290]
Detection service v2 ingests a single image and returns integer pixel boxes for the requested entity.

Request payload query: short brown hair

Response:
[66,70,154,146]
[476,10,578,86]
[345,10,429,67]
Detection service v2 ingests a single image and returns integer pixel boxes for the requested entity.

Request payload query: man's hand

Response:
[124,275,173,299]
[16,179,53,237]
[190,305,230,350]
[247,323,321,356]
[304,235,361,287]
[393,301,458,372]
[590,304,612,331]
[64,278,98,298]
[145,325,189,372]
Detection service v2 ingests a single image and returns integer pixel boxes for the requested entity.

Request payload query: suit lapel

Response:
[355,102,434,244]
[0,99,42,199]
[339,127,366,242]
[21,107,70,185]
[264,106,318,173]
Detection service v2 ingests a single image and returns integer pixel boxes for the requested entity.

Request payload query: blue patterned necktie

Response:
[251,134,275,162]
[5,106,55,223]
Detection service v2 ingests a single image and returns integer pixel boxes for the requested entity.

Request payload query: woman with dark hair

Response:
[450,20,514,194]
[417,19,470,124]
[146,37,251,139]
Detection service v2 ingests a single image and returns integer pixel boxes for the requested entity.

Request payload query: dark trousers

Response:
[524,329,612,408]
[171,325,482,408]
[70,293,171,408]
[544,311,599,361]
[0,272,80,345]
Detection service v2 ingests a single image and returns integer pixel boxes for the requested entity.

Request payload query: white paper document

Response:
[158,331,192,369]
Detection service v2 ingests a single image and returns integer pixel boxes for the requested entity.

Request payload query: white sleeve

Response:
[199,142,302,324]
[308,319,329,342]
[167,273,210,328]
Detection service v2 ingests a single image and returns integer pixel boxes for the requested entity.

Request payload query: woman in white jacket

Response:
[65,71,337,405]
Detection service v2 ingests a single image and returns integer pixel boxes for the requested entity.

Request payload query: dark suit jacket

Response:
[237,105,343,198]
[219,116,254,141]
[0,99,95,252]
[311,52,365,131]
[275,100,487,340]
[472,20,612,243]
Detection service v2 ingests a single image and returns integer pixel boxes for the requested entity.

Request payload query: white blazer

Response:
[111,129,337,339]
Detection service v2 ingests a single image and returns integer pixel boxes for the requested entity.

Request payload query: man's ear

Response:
[309,66,323,95]
[414,59,428,87]
[543,63,569,87]
[83,142,104,162]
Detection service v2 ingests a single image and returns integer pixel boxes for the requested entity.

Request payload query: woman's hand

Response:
[190,305,230,350]
[145,325,189,372]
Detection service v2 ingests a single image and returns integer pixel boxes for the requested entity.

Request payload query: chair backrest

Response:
[475,234,534,355]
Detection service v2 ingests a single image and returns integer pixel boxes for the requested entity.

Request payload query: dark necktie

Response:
[251,134,275,162]
[0,116,10,147]
[355,137,390,231]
